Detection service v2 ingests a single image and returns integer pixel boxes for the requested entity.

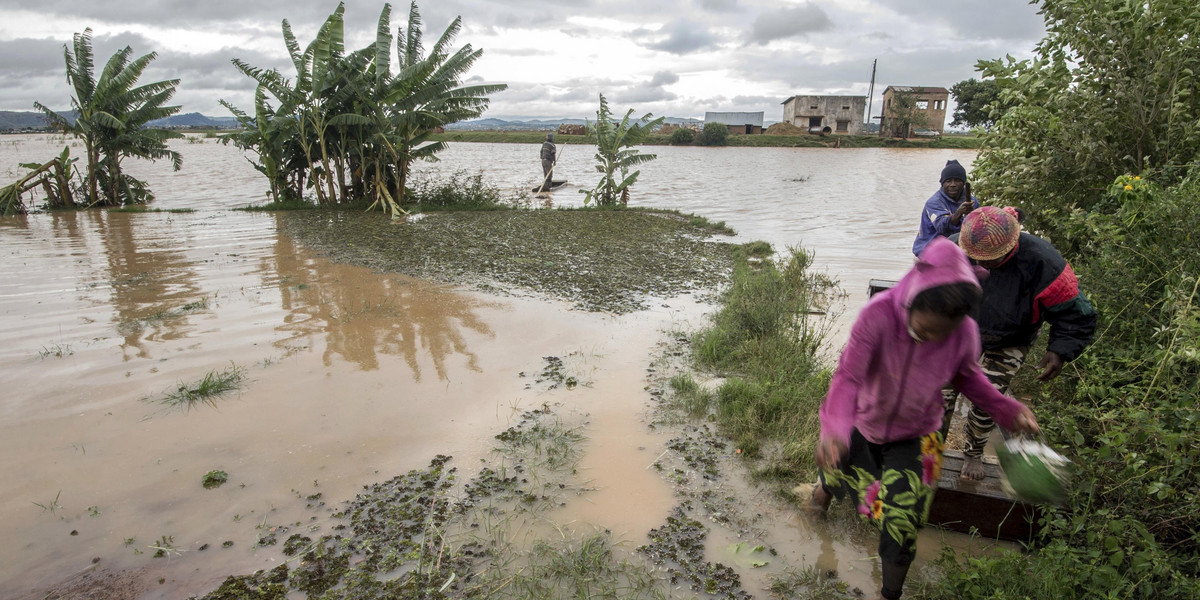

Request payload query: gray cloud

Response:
[747,3,833,45]
[695,0,739,11]
[873,0,1044,41]
[637,19,721,55]
[649,71,679,86]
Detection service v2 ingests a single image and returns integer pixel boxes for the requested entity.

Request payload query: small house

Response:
[879,86,950,137]
[781,95,866,135]
[704,112,764,135]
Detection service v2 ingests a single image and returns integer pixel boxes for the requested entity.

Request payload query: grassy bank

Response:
[667,244,840,487]
[432,130,983,149]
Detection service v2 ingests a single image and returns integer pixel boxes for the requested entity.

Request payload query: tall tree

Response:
[973,0,1200,242]
[35,28,182,206]
[949,78,1005,130]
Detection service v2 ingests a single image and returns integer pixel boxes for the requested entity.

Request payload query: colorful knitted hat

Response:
[959,206,1020,262]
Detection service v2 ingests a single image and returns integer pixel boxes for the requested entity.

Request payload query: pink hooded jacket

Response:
[819,237,1025,447]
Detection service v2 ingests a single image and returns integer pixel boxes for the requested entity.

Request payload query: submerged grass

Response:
[162,364,246,410]
[278,208,737,313]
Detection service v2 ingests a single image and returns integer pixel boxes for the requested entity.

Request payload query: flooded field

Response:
[0,134,992,598]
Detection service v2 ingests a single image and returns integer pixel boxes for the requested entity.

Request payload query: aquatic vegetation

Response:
[279,209,736,314]
[202,470,230,489]
[31,490,63,514]
[160,364,246,410]
[639,507,750,599]
[116,297,209,335]
[36,343,74,359]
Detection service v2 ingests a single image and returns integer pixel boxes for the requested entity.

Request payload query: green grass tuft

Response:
[163,364,246,410]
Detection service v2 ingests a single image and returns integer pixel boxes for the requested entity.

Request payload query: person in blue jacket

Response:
[911,160,979,256]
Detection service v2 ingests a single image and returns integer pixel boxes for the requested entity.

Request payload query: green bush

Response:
[696,122,728,146]
[408,170,514,211]
[669,128,694,145]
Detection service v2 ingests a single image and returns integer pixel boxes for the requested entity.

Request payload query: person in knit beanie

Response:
[911,159,979,256]
[944,207,1097,481]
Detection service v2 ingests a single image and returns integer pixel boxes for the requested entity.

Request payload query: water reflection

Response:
[269,219,495,378]
[84,211,207,360]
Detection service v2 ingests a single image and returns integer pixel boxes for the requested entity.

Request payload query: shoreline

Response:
[430,130,983,149]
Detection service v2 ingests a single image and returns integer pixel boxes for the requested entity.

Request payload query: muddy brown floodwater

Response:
[0,134,1007,599]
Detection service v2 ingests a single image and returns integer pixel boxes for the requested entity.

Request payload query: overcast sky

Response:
[0,0,1046,124]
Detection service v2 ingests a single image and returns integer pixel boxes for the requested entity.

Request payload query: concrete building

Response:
[704,112,764,135]
[879,86,950,137]
[781,95,867,135]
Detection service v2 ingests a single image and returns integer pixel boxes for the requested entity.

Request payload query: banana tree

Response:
[581,94,664,207]
[35,28,182,206]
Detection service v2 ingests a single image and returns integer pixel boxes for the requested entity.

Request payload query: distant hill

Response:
[0,110,239,131]
[0,110,56,131]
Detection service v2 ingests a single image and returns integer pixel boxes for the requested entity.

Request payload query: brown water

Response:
[0,134,990,598]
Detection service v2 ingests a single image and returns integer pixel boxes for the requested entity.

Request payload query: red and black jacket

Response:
[953,232,1097,361]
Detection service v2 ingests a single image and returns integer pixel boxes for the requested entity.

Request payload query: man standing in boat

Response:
[912,159,979,256]
[539,133,556,192]
[950,206,1096,480]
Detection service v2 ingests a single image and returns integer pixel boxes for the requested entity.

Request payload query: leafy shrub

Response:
[408,171,514,211]
[696,122,728,146]
[669,128,694,145]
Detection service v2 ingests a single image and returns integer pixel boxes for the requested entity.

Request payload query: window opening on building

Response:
[916,100,929,110]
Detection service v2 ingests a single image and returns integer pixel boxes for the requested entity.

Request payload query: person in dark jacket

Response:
[538,133,556,191]
[948,206,1096,480]
[912,159,980,256]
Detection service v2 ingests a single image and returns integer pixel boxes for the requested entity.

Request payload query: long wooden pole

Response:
[866,59,877,132]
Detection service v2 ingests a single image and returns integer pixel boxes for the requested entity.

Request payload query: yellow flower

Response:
[1124,185,1133,190]
[921,433,944,456]
[1134,176,1141,180]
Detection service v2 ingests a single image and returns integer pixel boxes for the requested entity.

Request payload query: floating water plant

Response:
[202,470,230,489]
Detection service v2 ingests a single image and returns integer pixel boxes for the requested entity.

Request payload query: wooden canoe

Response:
[929,450,1043,542]
[533,179,567,192]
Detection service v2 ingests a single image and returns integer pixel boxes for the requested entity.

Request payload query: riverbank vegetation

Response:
[954,1,1200,597]
[671,245,840,484]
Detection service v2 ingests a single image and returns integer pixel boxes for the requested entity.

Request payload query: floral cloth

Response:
[820,429,945,567]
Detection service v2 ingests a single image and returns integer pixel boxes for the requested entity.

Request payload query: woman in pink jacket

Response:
[808,237,1040,600]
